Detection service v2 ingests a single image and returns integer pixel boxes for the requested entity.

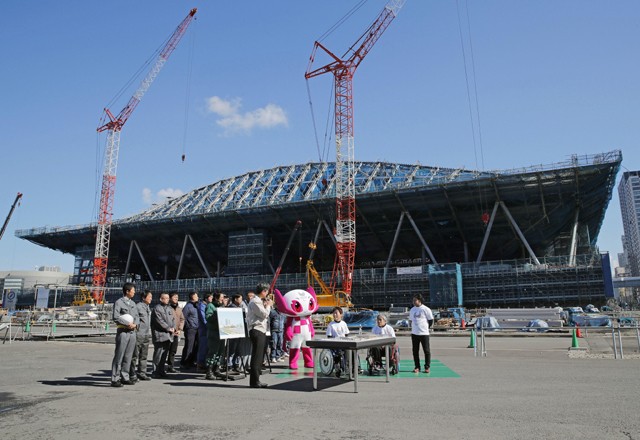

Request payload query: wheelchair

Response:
[365,343,399,376]
[318,348,361,378]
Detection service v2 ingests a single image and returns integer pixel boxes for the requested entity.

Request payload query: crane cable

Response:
[456,0,488,218]
[181,18,197,163]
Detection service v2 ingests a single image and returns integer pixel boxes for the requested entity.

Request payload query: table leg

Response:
[313,348,318,390]
[385,344,390,383]
[353,349,358,393]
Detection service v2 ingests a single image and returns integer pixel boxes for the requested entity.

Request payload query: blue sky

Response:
[1,0,638,273]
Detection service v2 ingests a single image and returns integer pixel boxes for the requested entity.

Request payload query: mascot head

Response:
[274,287,319,317]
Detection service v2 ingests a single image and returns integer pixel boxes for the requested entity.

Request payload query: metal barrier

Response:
[472,325,640,359]
[37,320,114,340]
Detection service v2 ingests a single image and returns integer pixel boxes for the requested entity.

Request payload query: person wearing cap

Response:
[111,282,139,387]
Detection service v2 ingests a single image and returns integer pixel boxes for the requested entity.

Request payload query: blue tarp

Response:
[343,310,379,330]
[522,319,550,332]
[475,316,500,330]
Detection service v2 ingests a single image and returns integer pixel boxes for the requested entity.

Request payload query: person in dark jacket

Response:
[205,292,227,380]
[180,291,199,369]
[130,290,152,381]
[111,283,140,387]
[196,293,213,371]
[269,306,285,362]
[151,292,176,378]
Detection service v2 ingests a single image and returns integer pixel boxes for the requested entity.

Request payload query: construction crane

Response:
[93,8,197,303]
[0,192,23,242]
[305,0,406,298]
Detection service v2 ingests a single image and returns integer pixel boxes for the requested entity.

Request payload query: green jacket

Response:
[205,302,220,339]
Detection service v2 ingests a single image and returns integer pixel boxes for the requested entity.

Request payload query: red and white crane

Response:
[305,0,405,297]
[93,8,197,302]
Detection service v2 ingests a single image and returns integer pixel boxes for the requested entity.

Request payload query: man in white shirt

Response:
[246,283,272,388]
[409,294,434,374]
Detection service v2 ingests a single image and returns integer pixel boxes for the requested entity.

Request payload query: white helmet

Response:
[119,314,134,325]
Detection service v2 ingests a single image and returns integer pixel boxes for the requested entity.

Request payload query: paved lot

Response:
[1,334,639,440]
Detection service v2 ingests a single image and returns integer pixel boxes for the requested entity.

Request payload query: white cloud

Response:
[142,188,153,205]
[142,187,184,206]
[206,96,288,135]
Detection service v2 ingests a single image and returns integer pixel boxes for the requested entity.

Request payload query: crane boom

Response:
[0,192,23,242]
[92,8,197,302]
[305,0,405,296]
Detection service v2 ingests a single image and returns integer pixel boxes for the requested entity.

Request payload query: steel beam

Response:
[385,212,405,269]
[124,240,135,276]
[176,235,189,280]
[499,201,541,265]
[569,208,580,267]
[476,202,499,264]
[404,210,438,265]
[187,234,211,279]
[133,240,155,282]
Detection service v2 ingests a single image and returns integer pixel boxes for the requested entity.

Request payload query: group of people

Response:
[321,293,435,376]
[110,285,186,386]
[111,282,286,389]
[111,283,435,388]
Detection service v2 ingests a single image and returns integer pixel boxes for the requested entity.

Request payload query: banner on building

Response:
[397,266,422,275]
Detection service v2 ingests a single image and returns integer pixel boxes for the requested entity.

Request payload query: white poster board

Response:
[217,307,247,340]
[35,287,50,309]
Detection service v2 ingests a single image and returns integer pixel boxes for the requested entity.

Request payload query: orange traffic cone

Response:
[576,325,583,338]
[461,319,466,329]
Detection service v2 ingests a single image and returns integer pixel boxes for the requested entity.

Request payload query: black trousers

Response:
[411,334,431,370]
[167,335,180,366]
[249,329,267,386]
[181,328,198,366]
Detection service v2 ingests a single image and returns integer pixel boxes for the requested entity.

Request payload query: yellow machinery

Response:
[71,284,95,307]
[306,258,352,309]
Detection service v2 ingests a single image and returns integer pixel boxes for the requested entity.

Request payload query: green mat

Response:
[274,359,459,379]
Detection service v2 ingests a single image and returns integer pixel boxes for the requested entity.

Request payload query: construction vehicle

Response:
[306,258,352,309]
[71,284,95,307]
[92,9,197,303]
[0,192,23,242]
[305,0,405,299]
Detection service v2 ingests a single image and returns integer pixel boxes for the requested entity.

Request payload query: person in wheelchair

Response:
[326,307,349,377]
[367,314,399,375]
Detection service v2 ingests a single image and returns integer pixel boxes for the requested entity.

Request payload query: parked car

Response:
[584,304,600,313]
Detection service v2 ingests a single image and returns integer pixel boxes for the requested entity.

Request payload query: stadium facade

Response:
[17,150,621,309]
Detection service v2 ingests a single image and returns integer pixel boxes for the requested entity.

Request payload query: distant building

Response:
[1,269,72,310]
[619,171,640,277]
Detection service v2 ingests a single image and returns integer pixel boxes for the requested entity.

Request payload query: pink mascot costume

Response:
[274,287,319,369]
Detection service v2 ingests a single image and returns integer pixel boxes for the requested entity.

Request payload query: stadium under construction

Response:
[17,150,621,309]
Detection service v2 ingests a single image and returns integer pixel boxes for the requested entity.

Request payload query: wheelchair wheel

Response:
[318,349,334,376]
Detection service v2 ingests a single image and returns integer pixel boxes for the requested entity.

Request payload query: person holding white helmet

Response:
[111,283,139,387]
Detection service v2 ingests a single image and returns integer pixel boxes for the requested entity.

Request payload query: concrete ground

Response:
[0,334,639,440]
